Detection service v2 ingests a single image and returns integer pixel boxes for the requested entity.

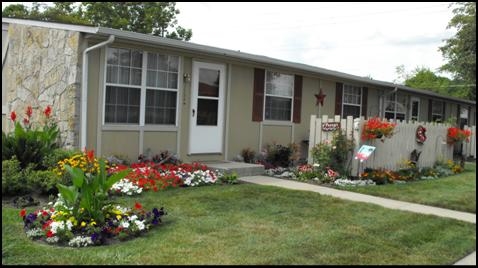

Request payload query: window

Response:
[264,70,294,121]
[459,106,469,128]
[342,84,362,118]
[105,48,142,124]
[431,100,444,122]
[145,53,179,124]
[384,93,407,120]
[104,47,179,125]
[409,97,420,121]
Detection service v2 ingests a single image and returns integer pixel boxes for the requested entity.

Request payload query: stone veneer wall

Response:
[3,24,81,149]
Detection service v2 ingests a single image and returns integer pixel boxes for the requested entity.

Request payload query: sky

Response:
[3,2,457,83]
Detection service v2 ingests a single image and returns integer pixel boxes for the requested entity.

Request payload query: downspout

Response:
[380,87,398,118]
[80,35,115,150]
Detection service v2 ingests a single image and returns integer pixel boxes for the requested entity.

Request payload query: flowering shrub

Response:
[54,149,106,176]
[20,197,165,247]
[311,130,354,177]
[2,105,59,170]
[446,127,471,145]
[361,117,396,142]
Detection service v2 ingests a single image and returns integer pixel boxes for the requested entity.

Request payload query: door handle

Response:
[192,109,195,117]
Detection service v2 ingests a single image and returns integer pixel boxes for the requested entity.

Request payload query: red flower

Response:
[44,106,52,118]
[19,209,26,217]
[86,149,95,163]
[26,106,33,118]
[135,202,142,210]
[23,117,30,125]
[46,230,54,238]
[10,111,16,122]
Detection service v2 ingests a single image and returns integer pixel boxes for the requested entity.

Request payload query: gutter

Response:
[80,35,115,150]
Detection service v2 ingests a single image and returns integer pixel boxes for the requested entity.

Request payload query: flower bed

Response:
[20,197,165,247]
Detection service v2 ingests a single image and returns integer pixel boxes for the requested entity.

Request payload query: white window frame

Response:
[263,70,294,122]
[384,92,407,120]
[102,46,180,127]
[341,84,362,118]
[431,100,444,122]
[409,97,420,121]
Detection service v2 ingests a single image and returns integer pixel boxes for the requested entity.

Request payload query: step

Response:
[204,161,265,177]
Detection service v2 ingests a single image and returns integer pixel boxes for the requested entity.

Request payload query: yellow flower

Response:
[91,221,97,226]
[116,215,122,220]
[81,221,86,227]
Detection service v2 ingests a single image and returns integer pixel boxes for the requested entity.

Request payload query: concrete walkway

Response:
[238,175,476,265]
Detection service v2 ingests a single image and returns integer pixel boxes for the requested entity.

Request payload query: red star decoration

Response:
[315,89,326,106]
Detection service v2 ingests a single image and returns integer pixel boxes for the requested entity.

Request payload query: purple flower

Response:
[91,232,99,242]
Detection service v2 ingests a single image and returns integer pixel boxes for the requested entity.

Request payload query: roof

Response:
[3,17,475,106]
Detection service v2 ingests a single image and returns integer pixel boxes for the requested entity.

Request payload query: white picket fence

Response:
[463,125,476,158]
[307,115,475,175]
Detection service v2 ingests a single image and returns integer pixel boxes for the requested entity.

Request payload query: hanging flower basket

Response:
[361,117,397,142]
[446,127,471,145]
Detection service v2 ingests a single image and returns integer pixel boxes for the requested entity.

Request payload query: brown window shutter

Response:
[442,102,446,120]
[428,99,432,121]
[252,68,265,122]
[335,82,343,116]
[456,104,461,125]
[293,75,303,123]
[361,87,368,118]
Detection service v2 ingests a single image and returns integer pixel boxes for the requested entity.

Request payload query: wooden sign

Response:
[322,122,340,132]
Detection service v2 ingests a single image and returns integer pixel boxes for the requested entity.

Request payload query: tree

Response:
[439,2,476,101]
[394,65,470,99]
[2,2,192,41]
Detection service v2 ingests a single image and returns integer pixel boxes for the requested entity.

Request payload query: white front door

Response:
[189,62,226,154]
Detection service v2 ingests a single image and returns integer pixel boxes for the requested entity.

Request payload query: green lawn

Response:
[336,162,476,213]
[2,184,476,265]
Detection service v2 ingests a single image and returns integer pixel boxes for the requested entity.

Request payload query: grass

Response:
[2,184,476,265]
[336,162,476,213]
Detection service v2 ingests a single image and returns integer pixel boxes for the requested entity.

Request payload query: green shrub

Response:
[218,172,239,184]
[26,169,63,195]
[2,158,31,196]
[41,148,79,169]
[240,148,256,163]
[264,143,299,168]
[2,105,59,170]
[311,130,354,177]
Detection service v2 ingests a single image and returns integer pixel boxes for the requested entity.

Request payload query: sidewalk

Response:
[238,175,476,265]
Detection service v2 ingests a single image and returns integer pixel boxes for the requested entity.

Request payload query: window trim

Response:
[341,84,362,118]
[263,70,294,122]
[409,96,420,121]
[102,46,181,128]
[431,100,444,122]
[384,92,407,120]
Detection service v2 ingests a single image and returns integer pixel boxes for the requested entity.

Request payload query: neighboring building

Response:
[2,18,476,163]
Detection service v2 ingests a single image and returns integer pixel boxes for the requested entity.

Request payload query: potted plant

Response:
[361,117,397,142]
[446,127,471,145]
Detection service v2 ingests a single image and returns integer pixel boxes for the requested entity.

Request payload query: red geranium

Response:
[10,111,16,121]
[447,127,472,144]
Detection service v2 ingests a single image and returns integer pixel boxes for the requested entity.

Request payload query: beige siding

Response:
[366,87,381,118]
[262,125,292,146]
[143,131,177,155]
[317,79,336,117]
[101,131,139,163]
[86,48,101,151]
[227,65,260,159]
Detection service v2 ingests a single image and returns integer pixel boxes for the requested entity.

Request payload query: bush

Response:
[263,143,299,168]
[2,158,31,196]
[41,149,79,169]
[2,105,59,170]
[311,130,354,177]
[240,148,256,163]
[218,172,239,184]
[26,169,63,195]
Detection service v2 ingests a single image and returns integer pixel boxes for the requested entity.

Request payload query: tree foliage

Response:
[439,2,476,101]
[2,2,192,41]
[397,66,469,99]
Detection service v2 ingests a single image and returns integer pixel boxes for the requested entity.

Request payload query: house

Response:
[2,18,476,163]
